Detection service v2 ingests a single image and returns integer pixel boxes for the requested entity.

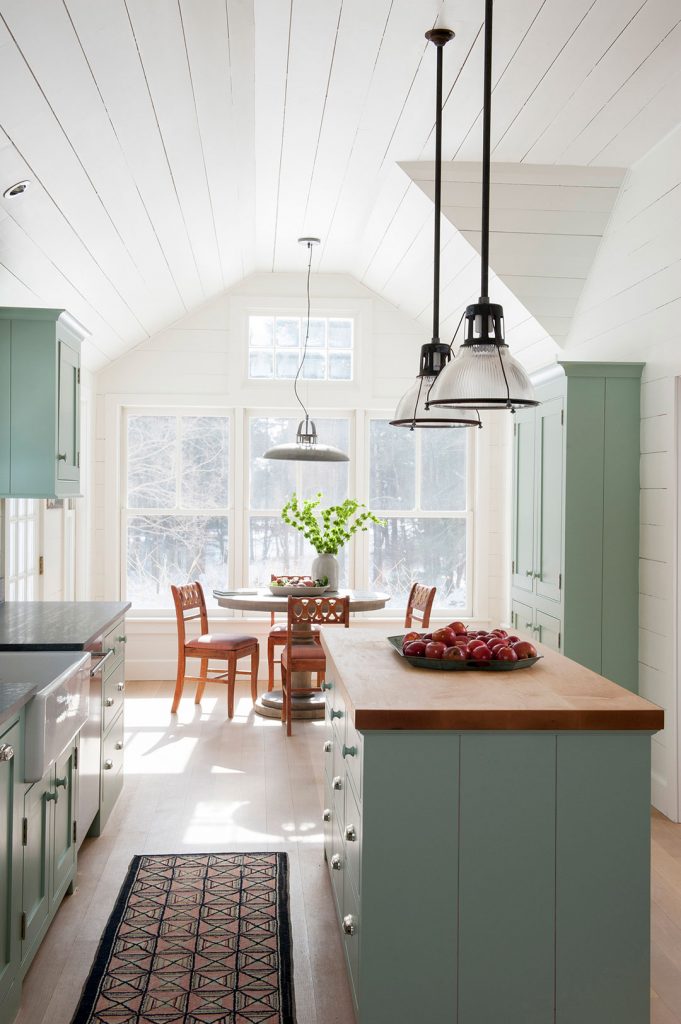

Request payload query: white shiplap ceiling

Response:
[0,0,679,369]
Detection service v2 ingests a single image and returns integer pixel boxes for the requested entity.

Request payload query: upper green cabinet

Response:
[511,362,643,690]
[0,308,87,499]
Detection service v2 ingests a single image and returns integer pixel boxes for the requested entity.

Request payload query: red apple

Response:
[402,631,422,646]
[432,627,457,647]
[404,641,428,657]
[442,645,466,661]
[495,646,518,662]
[448,621,468,635]
[467,639,486,651]
[512,640,537,659]
[506,635,520,644]
[491,629,508,638]
[422,633,433,641]
[425,641,447,659]
[471,644,492,661]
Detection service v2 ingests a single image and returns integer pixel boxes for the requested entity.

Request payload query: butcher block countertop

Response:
[320,628,664,732]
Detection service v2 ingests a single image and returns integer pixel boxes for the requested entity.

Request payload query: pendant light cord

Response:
[293,242,314,422]
[480,0,493,301]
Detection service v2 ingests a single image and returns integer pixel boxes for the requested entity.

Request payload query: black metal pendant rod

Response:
[480,0,493,300]
[425,29,454,343]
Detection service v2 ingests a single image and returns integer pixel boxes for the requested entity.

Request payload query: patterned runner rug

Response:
[71,852,296,1024]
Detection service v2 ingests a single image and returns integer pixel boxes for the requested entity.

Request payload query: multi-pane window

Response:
[248,316,353,381]
[4,499,40,600]
[247,416,350,585]
[124,413,230,608]
[367,419,471,611]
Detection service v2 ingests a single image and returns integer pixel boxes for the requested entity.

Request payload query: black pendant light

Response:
[427,0,538,412]
[263,237,349,463]
[390,29,479,430]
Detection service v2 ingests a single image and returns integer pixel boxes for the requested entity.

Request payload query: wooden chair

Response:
[404,582,437,629]
[171,582,259,718]
[267,574,320,690]
[281,595,350,736]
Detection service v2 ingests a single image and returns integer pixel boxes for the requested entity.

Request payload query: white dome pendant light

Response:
[427,0,538,413]
[390,28,479,430]
[263,237,349,463]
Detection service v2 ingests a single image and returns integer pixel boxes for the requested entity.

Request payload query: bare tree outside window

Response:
[368,420,469,610]
[125,414,230,608]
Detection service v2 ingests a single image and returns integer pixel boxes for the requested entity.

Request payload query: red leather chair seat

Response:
[281,644,326,670]
[186,633,257,653]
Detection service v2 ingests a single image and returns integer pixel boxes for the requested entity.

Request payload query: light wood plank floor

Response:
[14,680,681,1023]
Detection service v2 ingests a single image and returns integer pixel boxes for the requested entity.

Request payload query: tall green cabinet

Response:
[511,362,643,692]
[0,308,86,498]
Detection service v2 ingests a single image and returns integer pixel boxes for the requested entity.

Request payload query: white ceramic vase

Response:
[311,552,339,592]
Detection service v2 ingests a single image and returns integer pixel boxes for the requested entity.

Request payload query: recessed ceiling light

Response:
[3,180,30,199]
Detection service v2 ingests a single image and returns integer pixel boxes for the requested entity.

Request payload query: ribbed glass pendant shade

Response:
[428,343,537,409]
[390,374,479,428]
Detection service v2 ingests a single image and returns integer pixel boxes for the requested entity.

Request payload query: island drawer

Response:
[102,661,125,733]
[341,874,360,1012]
[102,619,127,667]
[344,779,361,897]
[343,715,362,800]
[100,711,124,825]
[330,819,344,919]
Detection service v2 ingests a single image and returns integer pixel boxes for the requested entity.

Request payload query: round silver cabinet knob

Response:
[0,744,14,762]
[104,697,115,707]
[114,741,123,751]
[103,759,114,770]
[344,825,357,842]
[323,808,331,822]
[331,854,342,871]
[332,776,343,791]
[323,740,332,753]
[342,915,357,936]
[117,681,125,692]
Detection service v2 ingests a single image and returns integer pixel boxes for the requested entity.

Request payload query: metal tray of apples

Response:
[388,624,542,672]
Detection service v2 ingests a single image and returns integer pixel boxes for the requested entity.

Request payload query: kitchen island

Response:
[320,628,663,1024]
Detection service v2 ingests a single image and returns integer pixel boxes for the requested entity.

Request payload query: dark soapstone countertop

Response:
[0,602,131,651]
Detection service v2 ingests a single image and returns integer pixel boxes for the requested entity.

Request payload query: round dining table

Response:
[213,588,390,719]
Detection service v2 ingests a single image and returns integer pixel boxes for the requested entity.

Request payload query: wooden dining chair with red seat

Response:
[171,581,259,719]
[280,595,350,736]
[404,582,437,630]
[267,574,320,691]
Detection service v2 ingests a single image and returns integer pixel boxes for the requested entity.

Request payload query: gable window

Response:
[123,412,230,608]
[246,415,351,585]
[248,315,353,381]
[367,418,472,613]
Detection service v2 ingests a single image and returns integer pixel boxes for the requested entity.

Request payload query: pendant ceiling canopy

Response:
[263,237,349,463]
[390,28,479,431]
[427,0,538,413]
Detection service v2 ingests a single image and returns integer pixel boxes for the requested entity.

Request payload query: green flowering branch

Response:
[281,493,386,556]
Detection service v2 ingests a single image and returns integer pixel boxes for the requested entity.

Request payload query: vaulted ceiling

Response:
[0,0,679,370]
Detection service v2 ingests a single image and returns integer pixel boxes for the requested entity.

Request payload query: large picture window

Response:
[123,413,230,608]
[367,419,471,612]
[247,416,351,585]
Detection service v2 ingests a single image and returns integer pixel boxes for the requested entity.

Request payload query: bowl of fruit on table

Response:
[388,622,541,671]
[268,576,330,596]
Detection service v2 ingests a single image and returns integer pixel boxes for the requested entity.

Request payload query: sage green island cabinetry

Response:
[511,361,643,691]
[321,628,662,1024]
[0,307,87,499]
[0,720,22,1019]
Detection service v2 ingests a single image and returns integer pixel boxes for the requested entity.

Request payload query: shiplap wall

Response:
[91,271,510,677]
[566,122,681,821]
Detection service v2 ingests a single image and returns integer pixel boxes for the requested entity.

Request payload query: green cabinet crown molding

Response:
[559,360,645,379]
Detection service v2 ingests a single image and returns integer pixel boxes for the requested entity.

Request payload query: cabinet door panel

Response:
[536,608,562,653]
[56,341,79,483]
[0,322,10,494]
[511,412,535,593]
[535,398,564,602]
[0,722,21,1001]
[511,599,534,637]
[52,746,75,907]
[22,776,51,964]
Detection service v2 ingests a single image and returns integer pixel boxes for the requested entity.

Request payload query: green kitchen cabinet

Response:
[0,720,21,1016]
[20,739,77,972]
[0,308,87,498]
[511,362,643,690]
